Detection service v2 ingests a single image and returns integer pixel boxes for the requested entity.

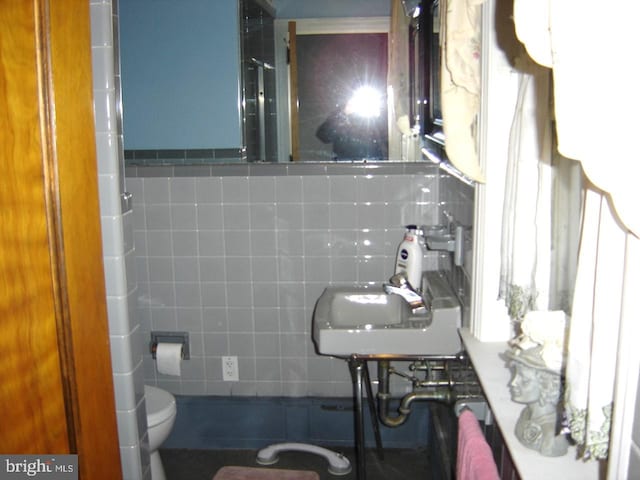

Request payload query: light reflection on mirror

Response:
[289,29,389,162]
[402,0,421,18]
[314,83,388,162]
[347,86,384,118]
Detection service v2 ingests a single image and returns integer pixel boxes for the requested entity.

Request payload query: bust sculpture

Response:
[503,345,569,456]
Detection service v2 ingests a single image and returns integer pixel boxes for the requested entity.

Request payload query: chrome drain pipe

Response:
[377,360,452,427]
[376,355,479,428]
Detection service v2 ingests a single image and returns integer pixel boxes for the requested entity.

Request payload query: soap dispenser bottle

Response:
[394,225,425,291]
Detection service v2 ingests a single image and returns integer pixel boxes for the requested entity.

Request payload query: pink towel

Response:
[457,409,500,480]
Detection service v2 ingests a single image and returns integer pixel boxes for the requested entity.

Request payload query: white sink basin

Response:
[312,272,461,356]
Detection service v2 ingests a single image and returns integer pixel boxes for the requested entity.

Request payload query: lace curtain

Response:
[563,187,639,460]
[498,57,553,321]
[508,0,640,461]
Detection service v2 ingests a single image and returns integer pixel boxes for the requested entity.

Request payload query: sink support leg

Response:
[362,362,384,460]
[348,357,385,480]
[348,357,367,480]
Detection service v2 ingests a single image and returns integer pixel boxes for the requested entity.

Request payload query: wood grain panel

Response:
[47,2,122,477]
[1,2,122,477]
[0,0,69,453]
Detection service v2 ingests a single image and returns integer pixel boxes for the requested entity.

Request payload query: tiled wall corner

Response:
[91,0,148,479]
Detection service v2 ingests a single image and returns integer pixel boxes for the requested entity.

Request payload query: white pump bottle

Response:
[394,225,425,291]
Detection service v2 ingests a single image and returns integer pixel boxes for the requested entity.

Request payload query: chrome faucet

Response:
[383,273,429,314]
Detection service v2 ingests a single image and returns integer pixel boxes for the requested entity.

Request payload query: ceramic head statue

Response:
[503,345,569,457]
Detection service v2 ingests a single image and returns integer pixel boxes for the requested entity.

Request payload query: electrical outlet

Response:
[222,356,239,381]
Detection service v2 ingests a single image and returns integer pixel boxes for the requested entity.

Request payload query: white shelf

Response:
[459,328,600,480]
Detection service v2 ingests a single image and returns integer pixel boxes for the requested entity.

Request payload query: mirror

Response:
[415,0,443,143]
[294,32,389,162]
[275,17,392,163]
[120,0,441,166]
[240,0,278,162]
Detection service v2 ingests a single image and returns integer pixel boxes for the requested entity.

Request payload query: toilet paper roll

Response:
[155,342,183,376]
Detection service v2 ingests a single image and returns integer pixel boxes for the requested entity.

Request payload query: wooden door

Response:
[0,2,122,478]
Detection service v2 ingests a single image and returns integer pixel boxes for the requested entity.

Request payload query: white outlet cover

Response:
[222,355,239,381]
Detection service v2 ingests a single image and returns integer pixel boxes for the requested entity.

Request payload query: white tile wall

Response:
[127,168,472,397]
[91,0,148,479]
[629,443,640,479]
[631,368,640,477]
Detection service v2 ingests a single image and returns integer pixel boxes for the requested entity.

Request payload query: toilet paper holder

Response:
[150,331,190,360]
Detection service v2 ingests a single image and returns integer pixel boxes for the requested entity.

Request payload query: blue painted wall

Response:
[120,0,241,149]
[166,396,431,449]
[274,0,391,18]
[119,0,390,150]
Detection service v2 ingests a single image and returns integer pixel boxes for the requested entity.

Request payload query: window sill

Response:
[459,328,600,479]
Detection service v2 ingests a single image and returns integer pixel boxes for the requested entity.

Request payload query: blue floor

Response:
[161,397,455,479]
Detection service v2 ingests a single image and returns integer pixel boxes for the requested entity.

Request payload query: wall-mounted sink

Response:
[312,272,462,357]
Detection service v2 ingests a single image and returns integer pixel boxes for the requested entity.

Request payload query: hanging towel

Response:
[441,0,487,182]
[456,409,500,480]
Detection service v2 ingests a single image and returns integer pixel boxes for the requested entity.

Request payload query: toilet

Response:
[145,385,177,480]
